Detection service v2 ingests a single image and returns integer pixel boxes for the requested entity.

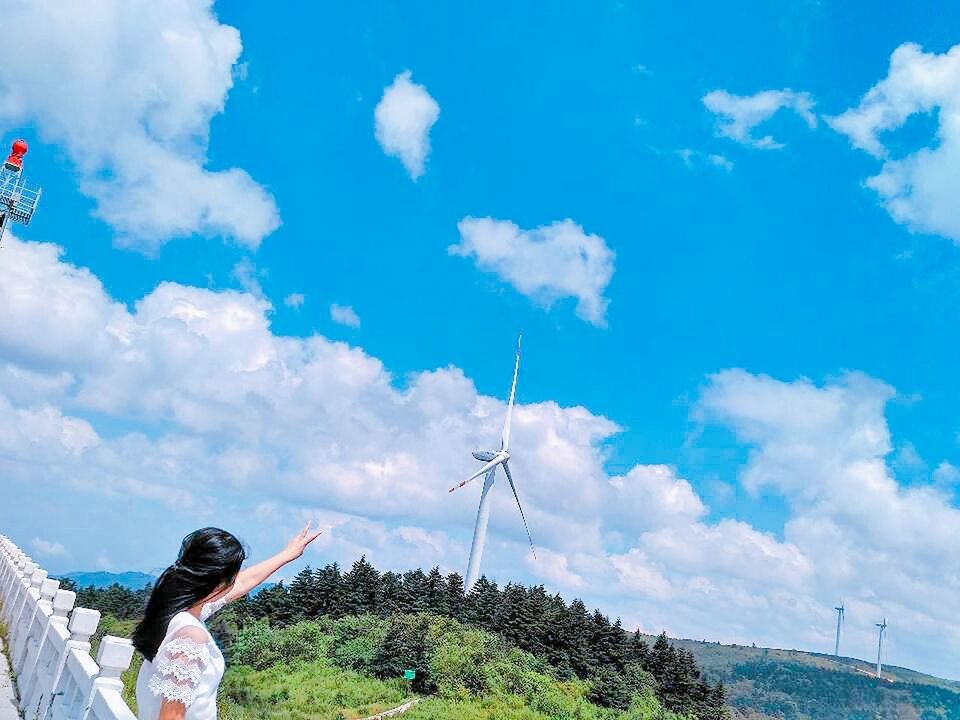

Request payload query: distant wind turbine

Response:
[876,618,888,678]
[449,336,535,590]
[834,602,845,656]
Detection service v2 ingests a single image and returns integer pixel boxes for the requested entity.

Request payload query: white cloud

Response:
[451,217,615,327]
[284,293,305,309]
[32,537,67,558]
[3,234,960,676]
[527,548,585,589]
[933,461,960,487]
[676,148,734,171]
[703,88,817,149]
[330,303,361,328]
[828,43,960,243]
[696,370,960,671]
[608,465,706,530]
[611,549,673,600]
[0,0,279,251]
[232,257,265,299]
[374,70,440,180]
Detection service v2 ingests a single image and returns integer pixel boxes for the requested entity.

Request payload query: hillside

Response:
[65,560,727,718]
[654,636,960,719]
[61,566,960,719]
[89,612,693,720]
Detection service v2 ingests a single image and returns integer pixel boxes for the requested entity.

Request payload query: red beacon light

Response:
[4,139,27,172]
[0,137,41,245]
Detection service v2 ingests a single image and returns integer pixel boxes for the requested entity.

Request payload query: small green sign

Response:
[403,669,416,681]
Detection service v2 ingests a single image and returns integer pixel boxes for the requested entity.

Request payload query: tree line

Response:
[59,558,727,718]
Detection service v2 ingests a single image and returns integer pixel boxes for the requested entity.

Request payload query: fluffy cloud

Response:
[676,148,734,171]
[374,71,440,180]
[31,537,67,558]
[0,0,279,250]
[330,303,361,328]
[703,88,816,149]
[828,43,960,243]
[451,217,615,327]
[698,369,960,671]
[284,293,305,309]
[4,234,960,676]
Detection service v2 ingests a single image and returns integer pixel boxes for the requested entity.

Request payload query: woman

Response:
[132,523,322,720]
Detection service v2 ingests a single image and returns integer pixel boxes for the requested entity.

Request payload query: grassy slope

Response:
[645,635,960,719]
[99,615,680,720]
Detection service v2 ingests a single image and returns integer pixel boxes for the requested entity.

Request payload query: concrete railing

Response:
[0,534,136,720]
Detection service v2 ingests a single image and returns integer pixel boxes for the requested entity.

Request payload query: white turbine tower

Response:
[450,336,535,590]
[876,618,887,678]
[834,602,844,656]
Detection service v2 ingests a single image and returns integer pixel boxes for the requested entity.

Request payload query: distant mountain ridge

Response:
[60,571,156,589]
[59,570,275,596]
[645,634,960,719]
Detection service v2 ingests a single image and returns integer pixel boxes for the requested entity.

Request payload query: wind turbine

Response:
[834,602,845,656]
[876,618,887,678]
[449,336,535,590]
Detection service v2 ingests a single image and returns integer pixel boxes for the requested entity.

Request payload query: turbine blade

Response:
[501,336,521,452]
[449,457,502,493]
[502,461,536,557]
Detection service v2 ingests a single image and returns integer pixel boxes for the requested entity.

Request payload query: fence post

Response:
[82,637,135,720]
[13,576,59,671]
[6,559,36,632]
[1,534,140,720]
[19,587,75,698]
[24,606,100,720]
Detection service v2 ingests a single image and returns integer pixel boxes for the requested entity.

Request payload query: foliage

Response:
[58,577,151,620]
[73,554,729,718]
[220,616,689,720]
[226,558,725,717]
[668,638,960,720]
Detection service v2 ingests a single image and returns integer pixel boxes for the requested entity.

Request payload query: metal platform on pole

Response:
[0,139,42,246]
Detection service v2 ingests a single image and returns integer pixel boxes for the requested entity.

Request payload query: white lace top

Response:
[136,597,228,720]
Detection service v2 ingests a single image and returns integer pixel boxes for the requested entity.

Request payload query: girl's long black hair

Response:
[132,527,246,661]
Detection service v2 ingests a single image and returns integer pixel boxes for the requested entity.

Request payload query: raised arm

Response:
[225,521,322,602]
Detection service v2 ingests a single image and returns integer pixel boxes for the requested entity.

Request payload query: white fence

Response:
[0,534,137,720]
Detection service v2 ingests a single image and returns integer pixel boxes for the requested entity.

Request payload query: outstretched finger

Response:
[300,519,312,538]
[306,529,323,545]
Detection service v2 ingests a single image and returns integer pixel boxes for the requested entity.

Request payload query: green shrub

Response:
[230,619,329,670]
[220,612,687,720]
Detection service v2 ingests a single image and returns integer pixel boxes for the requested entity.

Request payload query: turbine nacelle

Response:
[472,450,500,462]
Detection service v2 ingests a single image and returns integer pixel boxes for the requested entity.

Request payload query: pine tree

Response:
[493,583,543,655]
[626,630,650,666]
[287,566,316,622]
[379,571,404,615]
[465,576,500,630]
[564,599,595,678]
[541,593,572,677]
[709,681,728,719]
[589,611,621,671]
[424,567,446,615]
[444,572,465,622]
[400,569,429,613]
[313,563,345,617]
[251,582,296,625]
[522,585,550,657]
[650,632,674,682]
[343,556,381,615]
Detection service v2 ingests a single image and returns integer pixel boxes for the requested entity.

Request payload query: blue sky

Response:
[3,0,960,679]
